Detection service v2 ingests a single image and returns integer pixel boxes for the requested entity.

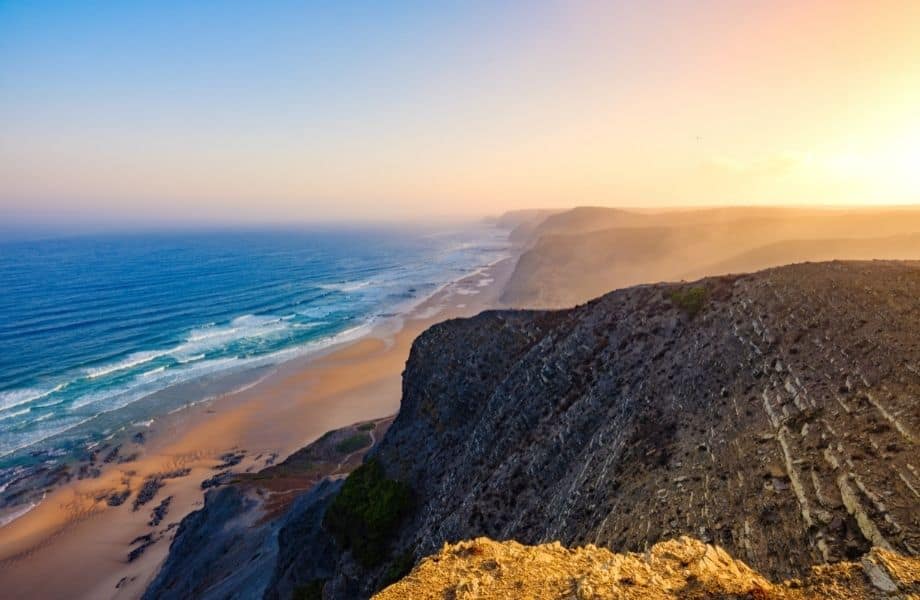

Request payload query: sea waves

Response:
[0,224,511,463]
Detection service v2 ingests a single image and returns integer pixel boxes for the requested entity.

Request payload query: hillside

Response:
[502,207,920,307]
[516,206,917,241]
[683,233,920,281]
[148,260,920,598]
[493,208,562,241]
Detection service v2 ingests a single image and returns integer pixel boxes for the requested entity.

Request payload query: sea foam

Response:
[0,224,511,466]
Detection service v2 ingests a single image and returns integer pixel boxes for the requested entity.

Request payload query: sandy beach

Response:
[0,257,515,600]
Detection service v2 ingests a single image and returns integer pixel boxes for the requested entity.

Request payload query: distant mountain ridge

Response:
[501,206,920,307]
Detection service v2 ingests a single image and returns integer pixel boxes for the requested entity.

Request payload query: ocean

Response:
[0,224,509,477]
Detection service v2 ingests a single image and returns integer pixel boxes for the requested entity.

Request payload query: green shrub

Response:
[670,285,708,318]
[323,459,413,567]
[292,579,325,600]
[334,432,372,454]
[357,422,376,431]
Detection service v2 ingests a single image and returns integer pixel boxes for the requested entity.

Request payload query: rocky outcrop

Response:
[374,536,920,599]
[142,418,392,600]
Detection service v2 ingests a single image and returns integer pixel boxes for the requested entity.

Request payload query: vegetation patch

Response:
[250,455,315,481]
[334,432,372,454]
[357,422,376,431]
[323,459,413,567]
[670,285,708,318]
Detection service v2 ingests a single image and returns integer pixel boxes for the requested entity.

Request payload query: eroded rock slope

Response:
[343,261,920,595]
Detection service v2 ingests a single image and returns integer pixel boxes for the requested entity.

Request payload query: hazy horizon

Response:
[7,202,920,243]
[2,1,919,225]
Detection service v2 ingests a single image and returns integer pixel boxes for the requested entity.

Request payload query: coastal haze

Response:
[2,2,920,600]
[502,206,920,307]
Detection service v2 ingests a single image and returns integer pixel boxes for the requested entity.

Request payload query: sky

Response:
[1,0,919,226]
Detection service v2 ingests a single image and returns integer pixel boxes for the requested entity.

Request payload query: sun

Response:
[820,125,920,203]
[891,131,920,191]
[873,126,920,200]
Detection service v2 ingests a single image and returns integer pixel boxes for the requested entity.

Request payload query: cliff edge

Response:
[374,536,920,599]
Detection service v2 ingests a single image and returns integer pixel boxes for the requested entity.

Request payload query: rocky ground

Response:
[374,536,920,599]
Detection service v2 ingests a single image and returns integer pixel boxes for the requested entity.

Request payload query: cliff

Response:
[148,260,920,598]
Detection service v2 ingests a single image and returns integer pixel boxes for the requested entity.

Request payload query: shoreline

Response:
[0,254,517,600]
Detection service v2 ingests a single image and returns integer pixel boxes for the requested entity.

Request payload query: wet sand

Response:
[0,258,515,600]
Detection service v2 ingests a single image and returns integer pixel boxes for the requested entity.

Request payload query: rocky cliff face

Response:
[148,261,920,599]
[344,260,920,596]
[374,536,920,599]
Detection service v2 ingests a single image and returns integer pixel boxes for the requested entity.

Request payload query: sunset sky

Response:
[1,1,919,225]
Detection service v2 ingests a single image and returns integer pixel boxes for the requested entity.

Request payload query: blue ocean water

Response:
[0,224,509,468]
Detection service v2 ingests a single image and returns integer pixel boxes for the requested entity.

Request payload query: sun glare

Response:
[892,132,920,192]
[819,126,920,202]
